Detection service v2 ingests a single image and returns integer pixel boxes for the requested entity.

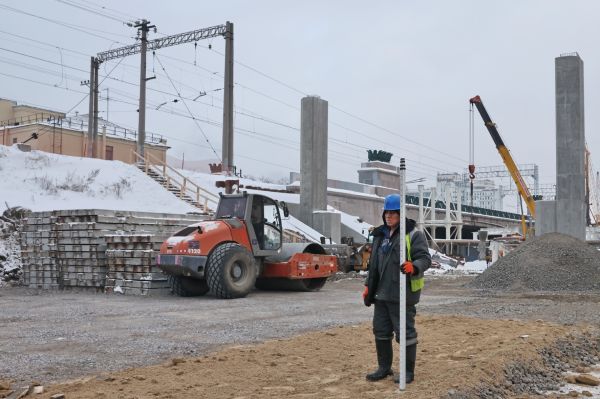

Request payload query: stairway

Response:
[133,151,218,215]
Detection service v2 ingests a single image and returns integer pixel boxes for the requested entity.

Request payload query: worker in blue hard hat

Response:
[362,193,431,384]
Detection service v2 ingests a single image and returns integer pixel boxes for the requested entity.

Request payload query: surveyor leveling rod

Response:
[399,158,407,390]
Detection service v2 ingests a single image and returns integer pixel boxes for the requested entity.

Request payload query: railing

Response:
[0,114,166,145]
[404,194,523,221]
[133,150,219,212]
[0,112,62,127]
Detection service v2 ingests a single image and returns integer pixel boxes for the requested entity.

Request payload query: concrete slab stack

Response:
[20,209,206,294]
[54,210,109,290]
[20,212,59,289]
[104,234,169,296]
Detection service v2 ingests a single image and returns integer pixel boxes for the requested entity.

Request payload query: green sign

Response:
[367,150,393,162]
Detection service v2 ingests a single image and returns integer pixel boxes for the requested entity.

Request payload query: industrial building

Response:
[0,98,168,164]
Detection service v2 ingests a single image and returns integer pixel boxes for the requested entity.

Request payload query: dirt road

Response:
[1,276,599,398]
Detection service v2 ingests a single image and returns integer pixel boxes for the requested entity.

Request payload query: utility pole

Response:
[85,57,95,157]
[93,22,231,163]
[92,61,99,158]
[222,21,234,173]
[136,19,154,157]
[105,88,109,122]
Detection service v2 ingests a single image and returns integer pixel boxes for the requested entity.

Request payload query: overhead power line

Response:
[54,0,130,23]
[0,3,130,42]
[198,44,469,165]
[2,4,467,174]
[154,54,221,162]
[73,0,142,23]
[65,57,126,114]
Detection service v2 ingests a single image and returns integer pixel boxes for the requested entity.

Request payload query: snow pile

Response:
[327,205,372,239]
[0,227,21,285]
[0,208,27,285]
[425,248,489,276]
[282,216,326,243]
[0,145,196,214]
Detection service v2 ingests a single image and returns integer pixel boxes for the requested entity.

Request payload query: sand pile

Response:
[470,233,600,291]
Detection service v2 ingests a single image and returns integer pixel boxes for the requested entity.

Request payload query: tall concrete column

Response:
[430,187,437,222]
[417,185,424,232]
[536,200,557,236]
[445,188,451,239]
[456,183,463,239]
[299,96,329,227]
[430,187,437,239]
[555,54,586,240]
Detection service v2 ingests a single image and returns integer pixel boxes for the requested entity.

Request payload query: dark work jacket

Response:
[364,218,431,305]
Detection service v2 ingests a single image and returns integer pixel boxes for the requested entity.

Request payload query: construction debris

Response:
[469,233,600,291]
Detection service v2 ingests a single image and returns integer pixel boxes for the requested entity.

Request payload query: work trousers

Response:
[372,300,417,344]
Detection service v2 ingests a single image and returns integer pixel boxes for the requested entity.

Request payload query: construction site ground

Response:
[1,276,600,399]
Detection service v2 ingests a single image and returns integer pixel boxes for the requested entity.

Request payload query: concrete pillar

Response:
[429,187,437,239]
[299,96,328,228]
[417,185,424,232]
[555,54,586,240]
[456,183,463,239]
[535,200,557,237]
[430,187,437,222]
[313,211,341,244]
[477,230,488,261]
[445,188,451,239]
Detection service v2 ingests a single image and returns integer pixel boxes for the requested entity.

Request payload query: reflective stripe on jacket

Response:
[406,232,425,293]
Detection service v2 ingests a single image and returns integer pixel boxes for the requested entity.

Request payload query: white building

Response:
[409,173,504,211]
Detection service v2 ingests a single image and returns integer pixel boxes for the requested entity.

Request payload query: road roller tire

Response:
[206,243,257,299]
[255,277,327,292]
[301,277,327,291]
[169,275,210,297]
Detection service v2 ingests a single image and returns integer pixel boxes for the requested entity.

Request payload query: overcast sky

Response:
[1,0,599,199]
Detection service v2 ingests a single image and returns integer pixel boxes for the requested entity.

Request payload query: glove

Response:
[401,261,417,275]
[362,286,371,307]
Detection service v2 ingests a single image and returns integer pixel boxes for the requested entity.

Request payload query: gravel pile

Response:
[469,233,600,291]
[445,330,600,399]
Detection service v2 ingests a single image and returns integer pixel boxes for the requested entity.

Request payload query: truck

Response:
[156,192,338,299]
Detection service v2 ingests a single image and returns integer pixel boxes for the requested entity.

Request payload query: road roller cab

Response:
[157,192,337,299]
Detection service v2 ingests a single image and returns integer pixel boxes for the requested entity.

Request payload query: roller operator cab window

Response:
[251,196,282,250]
[216,197,247,219]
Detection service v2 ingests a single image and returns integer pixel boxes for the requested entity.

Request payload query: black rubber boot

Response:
[366,339,393,381]
[394,344,417,384]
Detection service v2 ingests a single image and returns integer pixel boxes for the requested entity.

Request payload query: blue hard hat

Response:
[383,194,401,211]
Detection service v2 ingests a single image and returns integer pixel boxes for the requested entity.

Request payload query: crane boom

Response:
[469,95,536,218]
